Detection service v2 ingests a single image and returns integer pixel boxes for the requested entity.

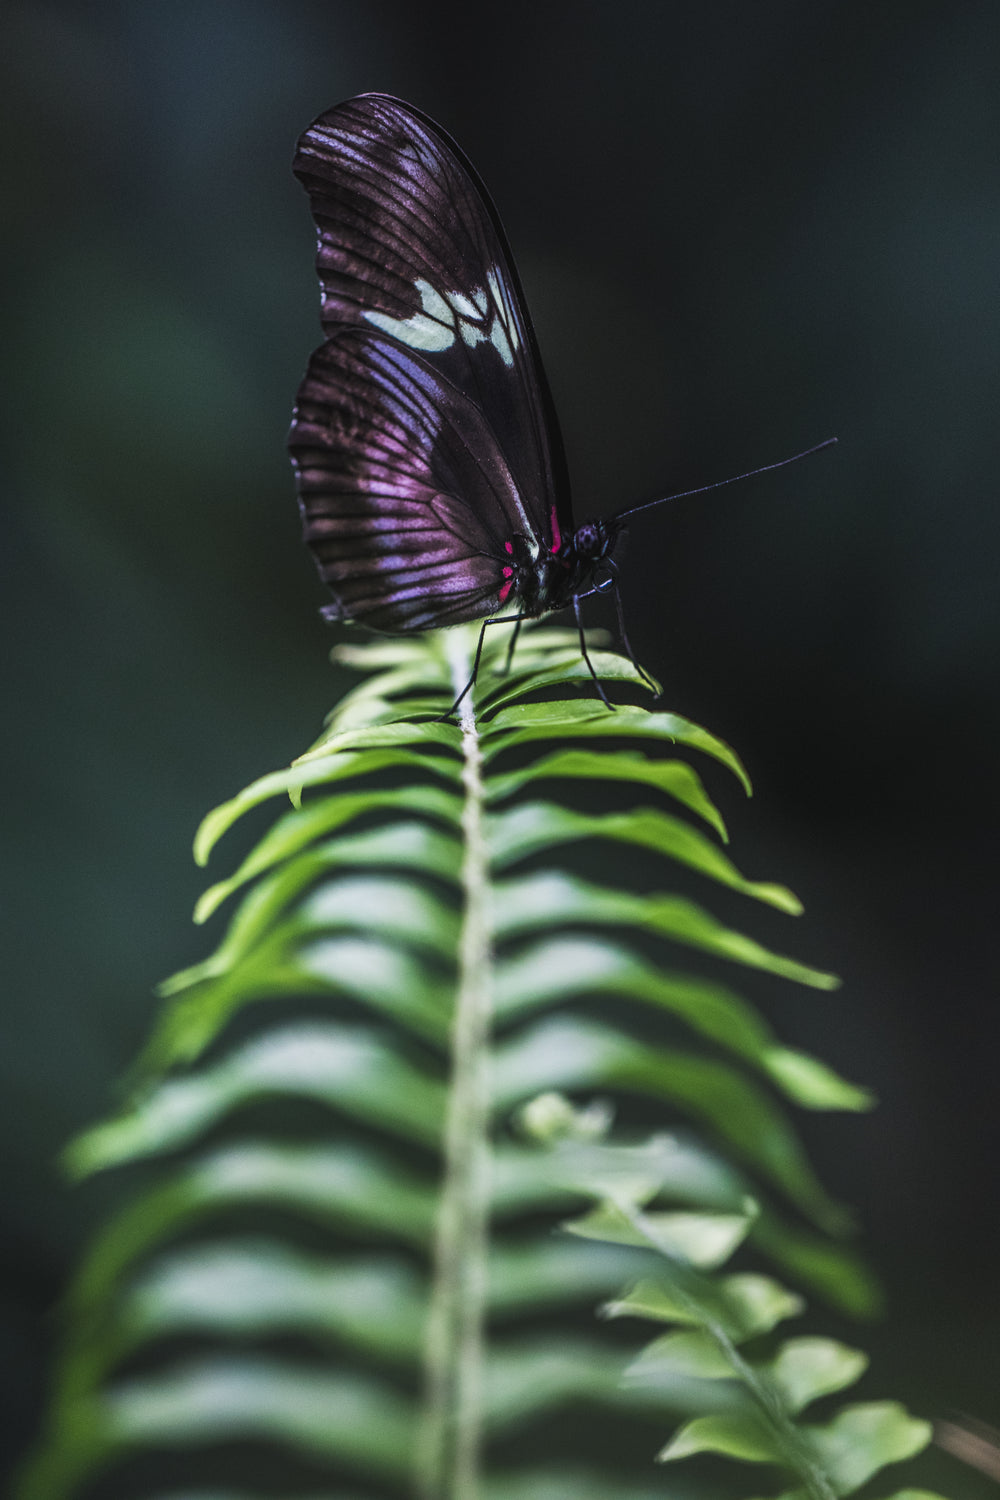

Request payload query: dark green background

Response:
[3,1,998,1489]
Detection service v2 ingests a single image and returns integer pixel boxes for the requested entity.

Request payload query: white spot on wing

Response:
[447,290,481,320]
[362,274,519,368]
[490,319,514,365]
[363,278,457,351]
[458,318,486,350]
[486,268,520,360]
[363,309,452,351]
[417,282,454,325]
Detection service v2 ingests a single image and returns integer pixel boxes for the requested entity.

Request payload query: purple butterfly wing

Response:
[290,329,530,629]
[288,93,572,628]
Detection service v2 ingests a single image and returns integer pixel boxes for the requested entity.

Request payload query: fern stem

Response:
[417,634,493,1500]
[622,1202,839,1500]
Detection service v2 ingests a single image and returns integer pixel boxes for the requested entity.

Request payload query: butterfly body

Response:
[501,515,624,616]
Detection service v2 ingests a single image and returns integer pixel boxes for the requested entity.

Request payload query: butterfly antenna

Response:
[614,436,837,521]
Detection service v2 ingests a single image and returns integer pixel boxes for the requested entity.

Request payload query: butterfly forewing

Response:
[289,93,572,629]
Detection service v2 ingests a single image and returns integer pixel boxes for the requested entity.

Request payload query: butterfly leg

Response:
[572,593,615,710]
[497,613,524,676]
[606,566,659,697]
[437,613,523,720]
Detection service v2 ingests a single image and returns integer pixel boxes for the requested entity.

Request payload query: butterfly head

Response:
[504,516,624,617]
[570,520,610,558]
[567,514,626,570]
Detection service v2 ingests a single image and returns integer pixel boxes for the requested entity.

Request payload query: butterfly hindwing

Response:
[290,328,531,629]
[290,93,572,623]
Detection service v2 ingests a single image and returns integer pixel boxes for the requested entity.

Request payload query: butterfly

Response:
[288,94,832,710]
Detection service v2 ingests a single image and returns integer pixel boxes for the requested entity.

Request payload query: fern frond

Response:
[537,1129,937,1500]
[19,622,938,1500]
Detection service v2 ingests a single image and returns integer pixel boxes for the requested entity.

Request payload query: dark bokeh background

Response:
[3,0,998,1489]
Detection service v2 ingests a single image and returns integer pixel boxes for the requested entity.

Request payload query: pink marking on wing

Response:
[549,504,562,553]
[502,565,513,578]
[504,540,514,555]
[498,579,513,603]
